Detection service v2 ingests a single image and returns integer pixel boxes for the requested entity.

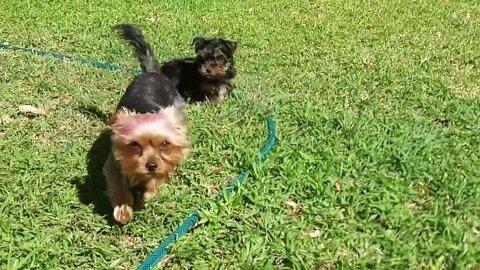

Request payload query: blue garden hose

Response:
[0,42,278,269]
[0,42,141,74]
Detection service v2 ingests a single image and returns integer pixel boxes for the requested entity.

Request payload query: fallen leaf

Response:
[406,203,418,209]
[435,116,450,126]
[18,105,46,116]
[206,185,220,197]
[218,229,230,235]
[201,16,211,23]
[304,229,321,238]
[165,202,176,209]
[157,255,174,267]
[0,115,13,124]
[210,165,221,173]
[362,55,372,66]
[417,183,429,198]
[146,16,159,23]
[121,235,142,248]
[334,181,342,191]
[435,31,443,41]
[285,200,300,215]
[464,12,471,24]
[338,249,349,257]
[35,133,52,145]
[420,55,431,65]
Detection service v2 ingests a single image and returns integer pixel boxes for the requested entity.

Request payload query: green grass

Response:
[1,0,480,269]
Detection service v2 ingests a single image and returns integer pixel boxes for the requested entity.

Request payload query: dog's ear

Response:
[110,107,131,122]
[192,37,207,52]
[222,39,237,55]
[107,113,117,126]
[161,106,187,128]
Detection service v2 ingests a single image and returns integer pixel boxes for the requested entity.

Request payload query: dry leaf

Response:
[146,16,159,23]
[406,203,418,209]
[435,116,449,126]
[18,105,46,116]
[420,55,431,65]
[165,202,176,209]
[334,181,342,191]
[121,235,142,248]
[304,229,321,238]
[435,31,443,41]
[285,200,300,215]
[361,49,373,67]
[157,254,174,267]
[0,115,13,124]
[206,185,220,197]
[417,183,429,197]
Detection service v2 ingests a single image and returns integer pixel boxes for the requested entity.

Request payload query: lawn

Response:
[1,0,480,269]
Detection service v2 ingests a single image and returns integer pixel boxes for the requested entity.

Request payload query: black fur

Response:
[113,24,185,114]
[113,24,158,73]
[161,37,238,103]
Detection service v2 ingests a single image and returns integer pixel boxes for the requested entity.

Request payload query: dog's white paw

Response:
[113,204,133,224]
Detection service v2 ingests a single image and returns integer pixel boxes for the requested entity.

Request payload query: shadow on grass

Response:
[68,105,114,224]
[77,104,109,123]
[72,129,115,225]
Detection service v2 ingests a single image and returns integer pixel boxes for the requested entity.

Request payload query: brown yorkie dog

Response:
[104,24,190,224]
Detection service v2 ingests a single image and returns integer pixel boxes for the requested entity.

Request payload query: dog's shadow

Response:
[72,129,115,224]
[69,105,113,223]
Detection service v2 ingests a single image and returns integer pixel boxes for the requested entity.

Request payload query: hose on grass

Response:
[0,42,278,270]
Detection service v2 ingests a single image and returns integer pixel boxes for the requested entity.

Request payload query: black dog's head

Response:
[192,37,237,80]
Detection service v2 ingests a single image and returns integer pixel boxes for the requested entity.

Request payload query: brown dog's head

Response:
[109,107,190,183]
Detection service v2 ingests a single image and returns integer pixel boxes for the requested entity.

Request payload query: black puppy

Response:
[161,37,238,103]
[104,24,190,224]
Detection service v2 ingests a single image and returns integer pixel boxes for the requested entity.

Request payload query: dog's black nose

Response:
[145,162,157,172]
[206,68,212,73]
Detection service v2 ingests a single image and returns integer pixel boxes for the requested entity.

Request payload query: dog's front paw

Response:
[113,204,133,224]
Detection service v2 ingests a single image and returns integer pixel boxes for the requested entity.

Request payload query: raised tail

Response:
[113,24,159,73]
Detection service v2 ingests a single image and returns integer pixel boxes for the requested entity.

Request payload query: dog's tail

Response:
[113,24,159,73]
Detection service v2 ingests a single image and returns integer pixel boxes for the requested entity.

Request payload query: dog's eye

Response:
[159,141,170,150]
[129,141,143,154]
[214,54,224,61]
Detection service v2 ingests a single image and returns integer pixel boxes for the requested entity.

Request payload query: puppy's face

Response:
[109,107,190,183]
[193,37,237,80]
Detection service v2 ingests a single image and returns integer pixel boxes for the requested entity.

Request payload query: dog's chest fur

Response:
[126,173,170,188]
[199,78,234,101]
